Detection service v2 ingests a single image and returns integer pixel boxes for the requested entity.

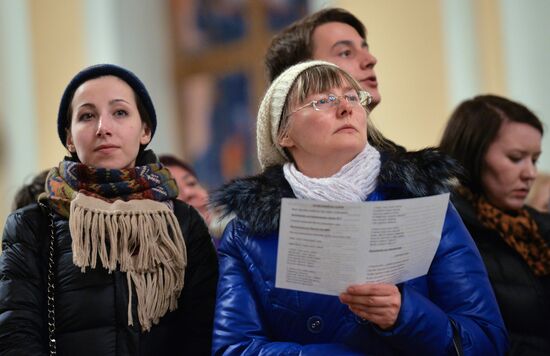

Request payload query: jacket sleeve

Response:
[212,220,364,356]
[0,207,48,355]
[374,203,508,355]
[174,203,219,355]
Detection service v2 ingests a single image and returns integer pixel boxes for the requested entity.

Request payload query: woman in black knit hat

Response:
[0,64,218,355]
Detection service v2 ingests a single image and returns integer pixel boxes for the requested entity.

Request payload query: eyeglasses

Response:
[288,90,372,117]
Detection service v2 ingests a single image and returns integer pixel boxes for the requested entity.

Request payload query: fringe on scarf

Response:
[69,193,187,332]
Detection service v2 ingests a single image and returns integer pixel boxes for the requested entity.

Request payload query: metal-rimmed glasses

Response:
[287,90,372,117]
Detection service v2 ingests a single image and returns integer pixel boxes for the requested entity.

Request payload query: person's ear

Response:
[140,124,152,145]
[66,129,76,153]
[278,133,295,148]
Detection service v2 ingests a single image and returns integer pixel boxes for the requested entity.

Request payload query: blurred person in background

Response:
[526,172,550,213]
[11,169,48,211]
[159,154,211,224]
[440,94,549,355]
[265,7,404,153]
[266,8,380,108]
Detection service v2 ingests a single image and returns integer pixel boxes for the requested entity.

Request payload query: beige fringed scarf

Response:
[69,193,187,331]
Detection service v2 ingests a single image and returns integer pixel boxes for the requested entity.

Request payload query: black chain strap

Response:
[46,208,57,355]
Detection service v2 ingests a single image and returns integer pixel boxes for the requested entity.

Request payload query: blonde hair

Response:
[277,65,388,153]
[526,172,550,213]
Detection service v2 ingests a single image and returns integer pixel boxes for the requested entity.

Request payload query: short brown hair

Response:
[439,95,544,193]
[265,8,366,82]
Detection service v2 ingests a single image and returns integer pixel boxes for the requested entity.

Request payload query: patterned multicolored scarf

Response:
[458,186,550,276]
[44,160,179,217]
[40,160,187,332]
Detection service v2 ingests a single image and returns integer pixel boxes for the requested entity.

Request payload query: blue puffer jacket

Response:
[210,149,508,355]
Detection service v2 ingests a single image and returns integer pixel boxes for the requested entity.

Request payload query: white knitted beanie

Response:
[256,60,338,170]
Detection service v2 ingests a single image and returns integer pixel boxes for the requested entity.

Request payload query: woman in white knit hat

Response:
[210,61,507,355]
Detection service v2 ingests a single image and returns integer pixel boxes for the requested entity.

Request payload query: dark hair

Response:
[63,86,152,161]
[439,94,544,193]
[65,88,152,132]
[265,8,366,82]
[12,169,49,211]
[266,9,404,154]
[58,64,156,159]
[159,155,199,179]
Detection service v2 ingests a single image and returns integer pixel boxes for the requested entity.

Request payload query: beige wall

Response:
[475,0,506,94]
[336,0,448,149]
[29,0,86,169]
[335,0,506,150]
[0,0,512,169]
[0,0,85,236]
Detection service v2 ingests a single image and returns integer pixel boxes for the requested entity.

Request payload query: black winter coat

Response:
[453,193,550,356]
[0,199,218,355]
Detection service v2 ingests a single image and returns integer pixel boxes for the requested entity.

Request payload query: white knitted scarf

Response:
[283,144,381,202]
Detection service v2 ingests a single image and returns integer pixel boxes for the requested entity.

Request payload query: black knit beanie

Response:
[57,63,157,147]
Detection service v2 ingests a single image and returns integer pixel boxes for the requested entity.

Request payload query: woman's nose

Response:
[522,161,537,180]
[336,97,353,118]
[179,186,194,201]
[96,115,113,137]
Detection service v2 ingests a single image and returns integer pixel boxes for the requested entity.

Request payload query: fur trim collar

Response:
[210,148,461,236]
